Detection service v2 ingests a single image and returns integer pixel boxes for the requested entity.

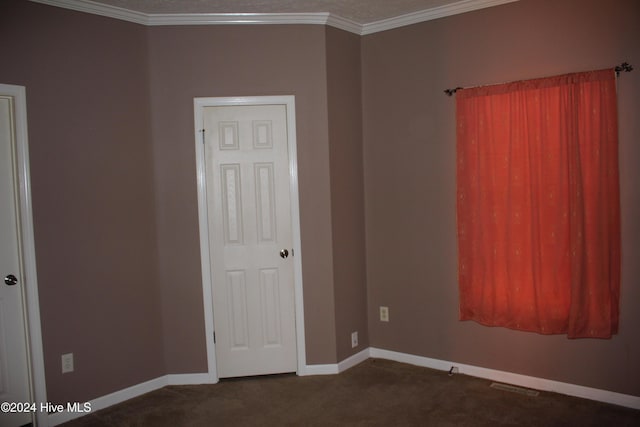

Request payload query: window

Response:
[456,69,620,338]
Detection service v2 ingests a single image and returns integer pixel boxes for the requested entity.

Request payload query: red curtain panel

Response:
[456,69,620,338]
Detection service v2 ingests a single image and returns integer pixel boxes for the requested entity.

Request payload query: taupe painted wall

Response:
[326,27,369,360]
[0,1,163,403]
[2,0,345,403]
[362,0,640,396]
[147,24,339,369]
[3,0,638,407]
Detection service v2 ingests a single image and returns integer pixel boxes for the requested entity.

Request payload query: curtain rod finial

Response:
[444,87,463,96]
[615,62,633,76]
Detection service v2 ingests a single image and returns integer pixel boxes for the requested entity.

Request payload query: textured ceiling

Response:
[85,0,465,24]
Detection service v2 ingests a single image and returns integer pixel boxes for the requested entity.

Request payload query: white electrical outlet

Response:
[380,306,389,322]
[61,353,74,374]
[351,331,358,348]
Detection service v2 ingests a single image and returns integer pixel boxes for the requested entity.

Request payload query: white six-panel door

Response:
[203,104,297,378]
[0,94,32,427]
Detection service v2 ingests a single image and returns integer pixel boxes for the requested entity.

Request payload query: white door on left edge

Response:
[204,104,297,378]
[0,92,32,427]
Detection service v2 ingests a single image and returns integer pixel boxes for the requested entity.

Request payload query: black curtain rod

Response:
[444,62,634,96]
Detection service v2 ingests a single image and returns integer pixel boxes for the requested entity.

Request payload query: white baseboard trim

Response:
[301,348,371,376]
[47,347,640,425]
[337,348,370,372]
[300,363,339,376]
[369,347,640,410]
[47,373,215,426]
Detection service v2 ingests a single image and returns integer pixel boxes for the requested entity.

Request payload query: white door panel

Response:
[0,95,32,427]
[204,104,297,378]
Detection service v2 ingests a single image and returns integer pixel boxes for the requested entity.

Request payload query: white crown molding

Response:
[325,13,363,35]
[145,12,331,27]
[29,0,519,35]
[361,0,520,35]
[30,0,149,25]
[29,0,343,30]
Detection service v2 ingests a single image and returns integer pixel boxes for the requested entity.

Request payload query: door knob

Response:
[4,274,18,286]
[279,249,289,259]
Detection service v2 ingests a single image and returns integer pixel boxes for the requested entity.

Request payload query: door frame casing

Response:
[0,83,47,426]
[193,95,306,381]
